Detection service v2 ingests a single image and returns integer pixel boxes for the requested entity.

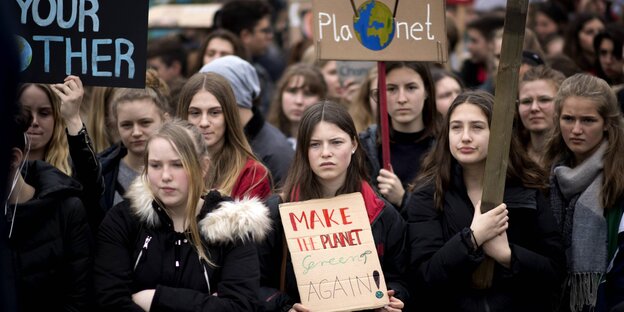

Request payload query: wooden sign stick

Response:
[378,61,391,170]
[473,0,529,289]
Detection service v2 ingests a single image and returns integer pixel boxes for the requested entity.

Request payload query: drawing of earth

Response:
[16,35,32,72]
[353,0,396,51]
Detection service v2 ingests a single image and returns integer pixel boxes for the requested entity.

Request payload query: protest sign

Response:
[336,61,375,87]
[13,0,148,87]
[279,193,388,312]
[312,0,447,62]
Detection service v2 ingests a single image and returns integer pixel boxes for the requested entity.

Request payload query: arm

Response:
[150,242,260,312]
[61,197,93,312]
[93,204,145,312]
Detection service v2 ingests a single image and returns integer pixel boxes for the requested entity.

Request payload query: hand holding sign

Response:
[470,201,509,249]
[376,167,405,207]
[52,75,84,135]
[374,290,404,312]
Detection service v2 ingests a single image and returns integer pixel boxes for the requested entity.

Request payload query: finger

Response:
[65,79,78,91]
[386,289,395,296]
[50,85,66,99]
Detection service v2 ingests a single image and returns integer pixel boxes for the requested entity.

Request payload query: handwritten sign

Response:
[279,193,388,312]
[13,0,148,87]
[313,0,447,62]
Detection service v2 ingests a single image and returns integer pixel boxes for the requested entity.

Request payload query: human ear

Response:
[10,148,23,172]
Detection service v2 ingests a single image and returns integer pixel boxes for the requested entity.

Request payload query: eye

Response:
[386,86,397,93]
[309,142,320,148]
[149,163,161,169]
[519,98,533,105]
[581,117,598,124]
[120,123,132,129]
[331,139,344,146]
[172,161,184,168]
[561,115,574,122]
[538,97,553,103]
[188,110,200,117]
[140,120,153,127]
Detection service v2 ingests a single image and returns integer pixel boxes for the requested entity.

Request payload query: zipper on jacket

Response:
[174,239,182,268]
[202,261,211,294]
[134,235,152,271]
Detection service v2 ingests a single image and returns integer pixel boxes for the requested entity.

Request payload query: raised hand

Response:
[51,75,84,134]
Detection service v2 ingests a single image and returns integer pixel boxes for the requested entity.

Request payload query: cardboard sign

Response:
[313,0,447,62]
[13,0,148,88]
[337,61,375,86]
[148,3,221,29]
[279,193,389,312]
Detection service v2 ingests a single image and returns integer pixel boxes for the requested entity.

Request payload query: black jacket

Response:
[258,193,409,311]
[406,166,565,311]
[97,142,127,213]
[94,179,271,312]
[9,160,92,312]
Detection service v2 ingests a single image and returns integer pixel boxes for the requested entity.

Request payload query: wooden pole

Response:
[377,61,391,170]
[472,0,529,289]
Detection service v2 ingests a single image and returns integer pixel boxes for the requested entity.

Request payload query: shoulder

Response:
[359,125,378,141]
[98,144,125,169]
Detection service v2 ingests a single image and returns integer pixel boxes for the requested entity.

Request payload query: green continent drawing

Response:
[353,0,396,51]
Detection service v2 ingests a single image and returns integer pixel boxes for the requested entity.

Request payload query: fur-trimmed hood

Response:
[125,177,271,244]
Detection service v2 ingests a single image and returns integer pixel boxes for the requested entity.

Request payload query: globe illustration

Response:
[16,35,32,72]
[353,0,396,51]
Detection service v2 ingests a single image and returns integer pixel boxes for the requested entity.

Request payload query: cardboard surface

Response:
[13,0,148,88]
[148,3,222,29]
[279,193,389,312]
[313,0,447,62]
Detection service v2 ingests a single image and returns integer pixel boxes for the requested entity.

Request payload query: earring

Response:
[351,149,356,154]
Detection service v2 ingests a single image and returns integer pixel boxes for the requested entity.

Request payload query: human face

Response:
[308,121,357,193]
[559,96,605,164]
[386,67,427,133]
[116,99,164,157]
[186,90,225,153]
[578,18,604,54]
[369,77,378,117]
[147,137,189,212]
[321,61,341,99]
[518,80,557,134]
[245,16,273,56]
[598,39,624,80]
[449,103,490,168]
[435,76,461,117]
[147,57,179,84]
[466,29,488,63]
[20,85,54,159]
[203,38,235,65]
[282,76,320,123]
[534,12,558,41]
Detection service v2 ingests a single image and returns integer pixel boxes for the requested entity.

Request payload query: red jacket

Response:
[231,158,272,200]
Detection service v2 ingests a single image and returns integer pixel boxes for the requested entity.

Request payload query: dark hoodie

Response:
[8,160,92,311]
[94,179,272,312]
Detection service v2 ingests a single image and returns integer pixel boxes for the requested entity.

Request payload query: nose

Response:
[294,91,304,105]
[132,124,142,137]
[530,99,540,112]
[161,166,172,181]
[397,87,408,104]
[572,121,583,134]
[199,113,210,128]
[321,143,332,158]
[461,127,472,142]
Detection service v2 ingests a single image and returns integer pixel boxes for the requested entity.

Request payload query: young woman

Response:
[563,13,605,74]
[593,26,624,86]
[99,70,170,212]
[359,61,437,209]
[268,63,327,149]
[192,29,248,73]
[177,72,271,200]
[516,65,566,165]
[544,74,624,312]
[6,110,92,311]
[94,120,270,311]
[431,67,464,118]
[407,90,565,311]
[348,66,378,133]
[259,101,407,312]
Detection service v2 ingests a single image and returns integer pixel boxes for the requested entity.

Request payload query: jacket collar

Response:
[125,178,271,244]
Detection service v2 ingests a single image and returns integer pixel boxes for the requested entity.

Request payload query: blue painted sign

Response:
[13,0,148,88]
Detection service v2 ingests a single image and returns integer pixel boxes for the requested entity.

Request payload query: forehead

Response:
[116,98,161,119]
[310,121,350,139]
[450,103,488,121]
[189,90,221,109]
[561,96,601,114]
[520,79,557,94]
[286,75,308,87]
[207,38,234,51]
[387,67,422,82]
[148,137,179,159]
[20,85,52,108]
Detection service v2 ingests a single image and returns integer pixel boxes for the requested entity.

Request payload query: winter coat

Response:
[94,178,272,312]
[97,142,127,212]
[258,184,409,311]
[406,165,565,312]
[231,157,272,201]
[9,160,92,312]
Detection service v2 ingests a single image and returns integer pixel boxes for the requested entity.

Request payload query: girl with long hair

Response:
[94,120,270,311]
[268,63,327,149]
[544,74,624,311]
[407,90,565,311]
[359,61,437,209]
[259,101,407,312]
[177,72,271,200]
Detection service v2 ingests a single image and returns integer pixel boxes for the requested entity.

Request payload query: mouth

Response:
[320,162,335,167]
[131,140,146,145]
[161,187,176,193]
[569,138,584,144]
[458,147,476,153]
[26,132,42,136]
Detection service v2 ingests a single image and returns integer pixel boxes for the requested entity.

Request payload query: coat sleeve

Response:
[506,191,565,286]
[406,186,484,289]
[67,127,105,229]
[61,197,93,312]
[93,203,145,312]
[150,241,260,312]
[377,205,410,304]
[257,196,295,312]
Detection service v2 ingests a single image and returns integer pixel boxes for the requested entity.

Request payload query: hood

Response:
[126,178,271,244]
[23,160,82,199]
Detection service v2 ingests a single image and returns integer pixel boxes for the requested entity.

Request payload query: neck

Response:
[167,198,202,233]
[462,162,485,206]
[321,178,345,198]
[393,118,424,133]
[290,122,299,138]
[122,152,144,173]
[28,148,45,161]
[8,175,35,204]
[530,131,547,152]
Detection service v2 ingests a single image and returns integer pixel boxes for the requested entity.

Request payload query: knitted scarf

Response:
[551,142,607,312]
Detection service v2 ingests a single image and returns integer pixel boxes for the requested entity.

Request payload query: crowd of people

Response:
[4,0,624,311]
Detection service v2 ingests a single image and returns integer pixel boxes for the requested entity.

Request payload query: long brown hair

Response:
[281,101,369,201]
[414,90,547,210]
[177,72,270,196]
[543,74,624,208]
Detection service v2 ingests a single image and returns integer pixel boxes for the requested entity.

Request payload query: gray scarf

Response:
[551,142,607,312]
